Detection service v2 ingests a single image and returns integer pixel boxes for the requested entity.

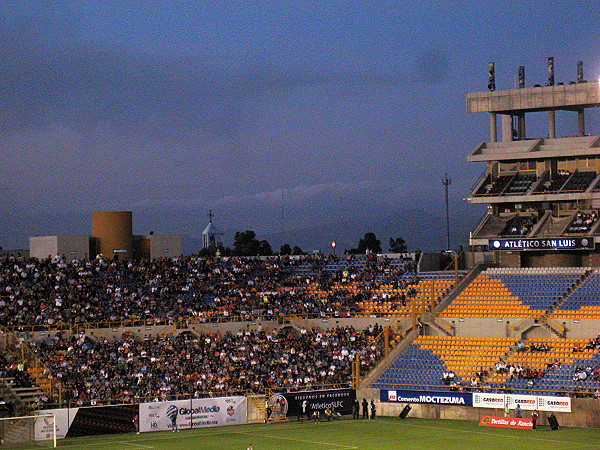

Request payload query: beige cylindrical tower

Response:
[92,211,133,260]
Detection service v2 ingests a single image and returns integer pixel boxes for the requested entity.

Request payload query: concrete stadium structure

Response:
[29,211,181,260]
[466,64,600,268]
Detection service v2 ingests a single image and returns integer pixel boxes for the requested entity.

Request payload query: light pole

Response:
[442,173,451,251]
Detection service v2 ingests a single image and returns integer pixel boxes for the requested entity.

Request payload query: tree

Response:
[280,244,292,255]
[389,237,407,253]
[233,230,273,256]
[292,246,304,255]
[233,230,260,256]
[357,232,382,254]
[258,240,273,256]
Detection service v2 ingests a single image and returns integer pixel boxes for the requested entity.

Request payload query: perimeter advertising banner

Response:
[506,394,537,411]
[34,408,79,441]
[472,393,571,413]
[536,395,571,413]
[282,389,355,417]
[139,396,246,432]
[472,393,505,409]
[478,415,533,430]
[380,390,473,406]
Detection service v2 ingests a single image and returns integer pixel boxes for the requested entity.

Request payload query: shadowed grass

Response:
[25,416,600,449]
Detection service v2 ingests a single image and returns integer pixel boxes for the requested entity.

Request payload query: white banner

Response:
[139,396,246,433]
[473,394,571,413]
[472,393,505,409]
[506,394,537,411]
[34,408,79,441]
[536,395,571,413]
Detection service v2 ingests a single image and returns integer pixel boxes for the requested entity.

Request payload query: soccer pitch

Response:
[41,417,599,449]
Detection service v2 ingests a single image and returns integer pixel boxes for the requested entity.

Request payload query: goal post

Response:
[0,413,56,448]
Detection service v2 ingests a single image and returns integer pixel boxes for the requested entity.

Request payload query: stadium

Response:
[1,62,600,448]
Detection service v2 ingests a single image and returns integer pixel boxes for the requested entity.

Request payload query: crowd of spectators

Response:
[583,334,600,351]
[0,254,419,330]
[28,325,384,406]
[567,211,599,233]
[0,354,35,389]
[505,216,536,236]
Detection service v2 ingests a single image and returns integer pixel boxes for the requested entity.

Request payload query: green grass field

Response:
[35,416,600,450]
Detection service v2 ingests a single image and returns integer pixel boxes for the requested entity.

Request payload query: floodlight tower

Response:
[442,173,451,251]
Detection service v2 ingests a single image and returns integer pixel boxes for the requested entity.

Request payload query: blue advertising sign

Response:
[380,389,472,406]
[488,237,594,251]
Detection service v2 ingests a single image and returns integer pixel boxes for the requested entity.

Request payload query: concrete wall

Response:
[466,81,600,114]
[22,316,599,343]
[30,235,90,261]
[445,318,516,337]
[146,234,182,259]
[445,317,600,339]
[57,317,410,342]
[58,235,91,260]
[29,236,58,260]
[497,251,520,267]
[490,250,600,269]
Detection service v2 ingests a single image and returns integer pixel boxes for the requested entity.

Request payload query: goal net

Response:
[0,414,56,448]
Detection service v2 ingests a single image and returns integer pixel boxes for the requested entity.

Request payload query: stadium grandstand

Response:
[0,60,599,445]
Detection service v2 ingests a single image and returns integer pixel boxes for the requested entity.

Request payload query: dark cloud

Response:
[0,17,278,141]
[0,15,413,142]
[414,49,452,84]
[1,32,239,139]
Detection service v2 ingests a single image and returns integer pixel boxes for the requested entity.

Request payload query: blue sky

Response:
[1,1,600,251]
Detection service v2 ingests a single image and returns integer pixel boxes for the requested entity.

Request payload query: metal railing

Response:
[0,327,62,404]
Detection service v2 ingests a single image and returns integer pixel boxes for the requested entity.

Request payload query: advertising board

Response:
[139,397,246,433]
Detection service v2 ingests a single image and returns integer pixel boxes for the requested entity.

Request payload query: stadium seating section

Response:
[373,335,600,395]
[440,267,600,319]
[1,254,599,410]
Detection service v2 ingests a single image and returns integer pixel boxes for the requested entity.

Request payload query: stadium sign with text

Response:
[381,390,472,406]
[473,394,571,412]
[283,389,355,417]
[536,395,571,413]
[488,237,594,251]
[34,408,78,441]
[472,393,505,408]
[139,397,246,432]
[478,415,533,430]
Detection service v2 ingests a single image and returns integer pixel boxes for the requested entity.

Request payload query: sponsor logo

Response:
[180,406,220,415]
[227,406,235,416]
[481,397,503,403]
[311,401,344,409]
[269,393,288,419]
[479,415,533,430]
[166,405,178,422]
[514,399,536,405]
[418,395,465,405]
[382,390,470,406]
[491,418,509,425]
